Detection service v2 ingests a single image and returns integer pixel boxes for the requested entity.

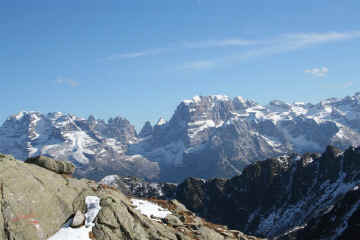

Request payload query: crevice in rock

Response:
[32,175,45,186]
[123,202,151,229]
[23,167,45,187]
[1,183,11,240]
[117,224,132,240]
[175,233,183,240]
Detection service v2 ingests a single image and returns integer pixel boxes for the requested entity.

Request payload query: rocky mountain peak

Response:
[268,100,292,111]
[139,121,153,138]
[232,96,252,110]
[1,93,360,182]
[322,145,342,159]
[87,114,96,122]
[102,116,137,141]
[107,116,134,131]
[156,117,167,126]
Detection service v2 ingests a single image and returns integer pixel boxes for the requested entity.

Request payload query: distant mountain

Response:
[130,93,360,181]
[1,93,360,181]
[0,112,159,180]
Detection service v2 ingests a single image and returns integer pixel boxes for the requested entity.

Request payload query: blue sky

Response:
[1,1,359,130]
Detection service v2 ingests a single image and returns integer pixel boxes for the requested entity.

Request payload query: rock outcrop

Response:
[25,155,75,174]
[0,154,262,240]
[138,121,153,138]
[0,154,89,239]
[99,175,177,199]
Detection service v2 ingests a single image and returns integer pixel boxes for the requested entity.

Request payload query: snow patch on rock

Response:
[131,199,171,221]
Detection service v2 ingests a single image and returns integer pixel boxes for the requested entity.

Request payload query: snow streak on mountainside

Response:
[129,93,360,181]
[172,146,360,239]
[1,93,360,181]
[0,112,159,180]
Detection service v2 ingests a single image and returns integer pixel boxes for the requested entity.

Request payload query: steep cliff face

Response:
[174,146,360,238]
[276,184,360,240]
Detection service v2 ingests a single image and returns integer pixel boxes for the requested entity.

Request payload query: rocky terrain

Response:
[166,146,360,239]
[99,175,177,199]
[0,153,262,240]
[99,145,360,239]
[1,93,360,182]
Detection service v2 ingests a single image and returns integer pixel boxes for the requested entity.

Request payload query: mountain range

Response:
[1,93,360,182]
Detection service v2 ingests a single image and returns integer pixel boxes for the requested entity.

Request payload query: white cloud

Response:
[104,48,166,61]
[105,38,257,62]
[183,31,360,71]
[183,39,257,48]
[56,77,79,87]
[230,31,360,60]
[283,31,360,47]
[304,67,329,77]
[104,30,360,69]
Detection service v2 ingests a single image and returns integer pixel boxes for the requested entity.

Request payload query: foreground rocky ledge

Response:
[0,154,262,240]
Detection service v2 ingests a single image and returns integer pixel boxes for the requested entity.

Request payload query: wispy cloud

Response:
[104,38,257,62]
[183,39,257,48]
[104,48,166,61]
[282,31,360,47]
[181,31,360,70]
[104,30,360,68]
[305,67,329,77]
[56,77,79,87]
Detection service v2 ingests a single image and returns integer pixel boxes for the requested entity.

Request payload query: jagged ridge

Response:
[1,93,360,181]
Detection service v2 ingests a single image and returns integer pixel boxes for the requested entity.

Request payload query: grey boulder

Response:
[71,210,85,228]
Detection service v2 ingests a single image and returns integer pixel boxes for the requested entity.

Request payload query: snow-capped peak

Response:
[193,95,201,103]
[234,96,246,104]
[183,95,231,105]
[156,117,167,126]
[9,111,40,121]
[211,94,231,101]
[13,111,25,120]
[1,92,360,183]
[268,100,291,110]
[183,95,202,105]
